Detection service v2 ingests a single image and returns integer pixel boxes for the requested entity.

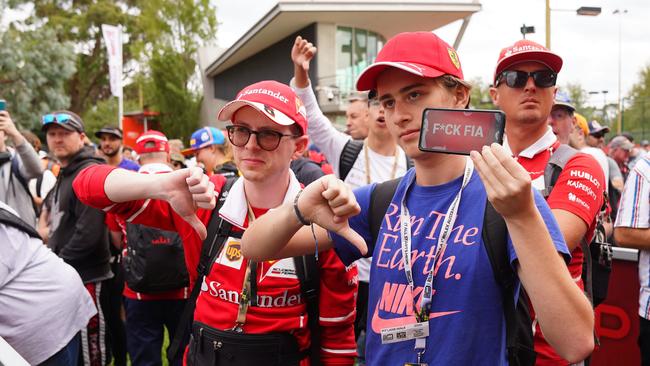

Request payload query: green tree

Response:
[469,77,496,110]
[562,82,599,124]
[7,0,216,140]
[0,26,76,129]
[622,64,650,139]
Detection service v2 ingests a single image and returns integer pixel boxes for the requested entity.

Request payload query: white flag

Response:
[101,24,123,97]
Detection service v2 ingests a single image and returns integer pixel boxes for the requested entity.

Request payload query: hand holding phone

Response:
[419,108,506,156]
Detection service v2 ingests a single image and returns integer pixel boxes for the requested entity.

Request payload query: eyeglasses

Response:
[226,125,299,151]
[42,113,74,125]
[496,70,557,88]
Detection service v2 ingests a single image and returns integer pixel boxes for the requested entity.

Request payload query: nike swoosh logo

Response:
[371,303,460,333]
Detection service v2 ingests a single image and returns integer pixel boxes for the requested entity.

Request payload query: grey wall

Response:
[212,23,318,100]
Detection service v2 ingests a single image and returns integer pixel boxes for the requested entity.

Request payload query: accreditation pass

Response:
[380,322,429,344]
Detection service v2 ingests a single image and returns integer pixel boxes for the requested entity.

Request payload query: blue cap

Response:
[182,127,225,155]
[553,90,575,112]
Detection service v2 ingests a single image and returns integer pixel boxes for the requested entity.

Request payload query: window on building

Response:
[335,27,385,96]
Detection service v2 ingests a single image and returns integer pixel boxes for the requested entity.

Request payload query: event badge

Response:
[380,322,429,345]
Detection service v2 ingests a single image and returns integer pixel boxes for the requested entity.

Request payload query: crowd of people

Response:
[1,30,649,366]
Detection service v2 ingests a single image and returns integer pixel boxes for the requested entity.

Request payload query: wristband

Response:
[293,190,311,226]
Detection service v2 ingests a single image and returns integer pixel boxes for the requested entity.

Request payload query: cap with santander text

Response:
[218,80,307,135]
[493,39,563,84]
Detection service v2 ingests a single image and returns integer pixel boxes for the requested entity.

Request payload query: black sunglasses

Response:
[226,125,299,151]
[496,70,557,88]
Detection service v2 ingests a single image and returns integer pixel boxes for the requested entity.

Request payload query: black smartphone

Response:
[0,99,5,111]
[419,108,506,156]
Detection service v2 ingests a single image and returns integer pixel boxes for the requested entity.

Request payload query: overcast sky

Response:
[213,0,650,109]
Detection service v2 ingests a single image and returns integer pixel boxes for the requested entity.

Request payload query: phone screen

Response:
[419,108,506,156]
[0,99,5,111]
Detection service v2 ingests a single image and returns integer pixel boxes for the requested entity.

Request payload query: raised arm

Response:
[470,144,594,363]
[241,175,365,261]
[291,36,350,173]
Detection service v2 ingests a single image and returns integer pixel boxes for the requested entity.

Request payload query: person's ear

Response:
[292,135,309,160]
[489,87,499,107]
[452,86,470,109]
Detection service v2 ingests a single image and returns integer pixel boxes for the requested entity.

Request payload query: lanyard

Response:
[233,202,257,332]
[398,157,474,356]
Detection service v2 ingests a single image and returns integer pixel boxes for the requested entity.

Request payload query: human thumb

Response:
[337,225,368,256]
[302,60,310,72]
[183,214,207,240]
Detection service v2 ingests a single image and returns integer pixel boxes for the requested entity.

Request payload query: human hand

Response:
[0,111,20,140]
[297,175,367,254]
[292,36,317,72]
[470,143,535,218]
[160,167,216,239]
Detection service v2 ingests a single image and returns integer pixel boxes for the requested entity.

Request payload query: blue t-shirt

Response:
[118,158,140,172]
[331,168,569,365]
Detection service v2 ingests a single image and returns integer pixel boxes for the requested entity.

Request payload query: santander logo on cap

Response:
[238,88,289,105]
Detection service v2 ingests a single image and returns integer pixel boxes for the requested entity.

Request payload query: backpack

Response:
[339,139,413,181]
[167,177,322,365]
[122,223,189,293]
[368,178,536,366]
[0,206,41,239]
[541,144,612,307]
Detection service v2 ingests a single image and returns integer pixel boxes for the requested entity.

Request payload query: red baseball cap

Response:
[218,80,307,135]
[493,39,563,84]
[355,31,465,91]
[135,130,169,154]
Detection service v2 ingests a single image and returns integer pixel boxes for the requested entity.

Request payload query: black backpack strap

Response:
[482,200,535,366]
[542,144,578,197]
[294,254,320,364]
[339,139,364,181]
[167,176,238,362]
[369,178,401,249]
[0,207,41,239]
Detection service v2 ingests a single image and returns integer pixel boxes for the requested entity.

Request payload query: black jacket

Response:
[47,147,112,283]
[214,161,239,177]
[291,157,325,186]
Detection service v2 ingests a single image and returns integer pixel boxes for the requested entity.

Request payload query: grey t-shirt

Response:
[0,203,96,364]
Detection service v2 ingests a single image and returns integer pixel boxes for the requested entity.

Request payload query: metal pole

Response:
[615,9,627,134]
[546,0,551,49]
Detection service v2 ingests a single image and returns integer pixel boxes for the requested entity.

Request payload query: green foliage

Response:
[562,82,600,124]
[148,46,201,141]
[4,0,217,141]
[468,77,496,110]
[622,64,650,139]
[0,26,76,129]
[82,97,140,141]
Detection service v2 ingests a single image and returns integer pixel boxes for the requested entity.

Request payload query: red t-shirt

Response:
[512,138,605,366]
[73,165,358,365]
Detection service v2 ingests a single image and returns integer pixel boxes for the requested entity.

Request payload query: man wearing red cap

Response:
[489,39,605,365]
[240,32,594,365]
[104,130,191,366]
[72,81,357,365]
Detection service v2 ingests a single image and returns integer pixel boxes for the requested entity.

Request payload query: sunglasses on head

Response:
[496,70,557,88]
[226,125,299,151]
[42,113,74,125]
